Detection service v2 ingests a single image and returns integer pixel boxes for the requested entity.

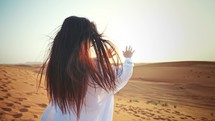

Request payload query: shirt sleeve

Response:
[114,58,134,94]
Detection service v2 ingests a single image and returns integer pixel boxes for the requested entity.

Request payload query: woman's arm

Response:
[114,46,135,93]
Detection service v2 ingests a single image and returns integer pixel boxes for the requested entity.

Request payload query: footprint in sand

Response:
[172,111,180,115]
[34,115,38,118]
[38,103,47,108]
[1,89,8,92]
[0,84,6,88]
[19,108,28,112]
[4,95,9,99]
[141,117,146,120]
[166,118,172,121]
[0,86,3,90]
[17,97,27,101]
[6,93,11,97]
[3,74,8,77]
[14,101,21,105]
[26,92,35,95]
[13,113,23,118]
[180,117,188,119]
[23,105,31,108]
[1,70,7,73]
[5,102,14,107]
[186,115,196,120]
[133,114,140,117]
[5,81,11,85]
[1,107,12,112]
[12,78,17,81]
[114,111,119,114]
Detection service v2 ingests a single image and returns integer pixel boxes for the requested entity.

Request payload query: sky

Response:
[0,0,215,64]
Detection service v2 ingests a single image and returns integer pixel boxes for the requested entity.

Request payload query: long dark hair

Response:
[38,16,121,119]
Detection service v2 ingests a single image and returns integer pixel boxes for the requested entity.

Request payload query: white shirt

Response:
[40,58,134,121]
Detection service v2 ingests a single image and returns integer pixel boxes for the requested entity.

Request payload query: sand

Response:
[0,61,215,121]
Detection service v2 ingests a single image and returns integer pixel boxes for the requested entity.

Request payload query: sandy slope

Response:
[0,61,215,121]
[0,65,48,120]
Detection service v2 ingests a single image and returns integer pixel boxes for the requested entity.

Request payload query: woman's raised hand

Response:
[123,46,135,58]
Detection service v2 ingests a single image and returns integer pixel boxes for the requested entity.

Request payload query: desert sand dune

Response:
[0,61,215,121]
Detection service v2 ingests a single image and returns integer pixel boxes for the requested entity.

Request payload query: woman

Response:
[39,16,134,121]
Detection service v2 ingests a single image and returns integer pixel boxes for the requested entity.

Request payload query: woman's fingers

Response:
[123,46,135,58]
[127,46,134,52]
